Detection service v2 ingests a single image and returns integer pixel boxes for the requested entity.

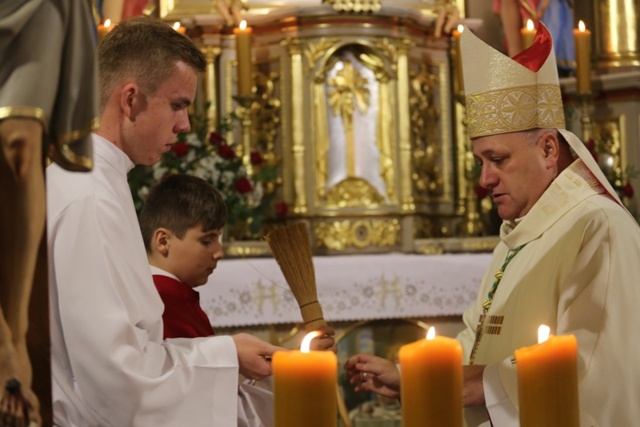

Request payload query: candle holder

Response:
[455,94,485,237]
[233,94,258,175]
[576,93,593,143]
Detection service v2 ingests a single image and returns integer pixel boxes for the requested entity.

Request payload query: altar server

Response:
[47,17,283,426]
[346,23,640,427]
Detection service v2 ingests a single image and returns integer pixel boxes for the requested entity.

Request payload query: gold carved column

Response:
[396,39,416,212]
[285,38,309,214]
[200,45,221,131]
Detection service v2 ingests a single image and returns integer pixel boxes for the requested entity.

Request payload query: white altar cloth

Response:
[199,252,493,327]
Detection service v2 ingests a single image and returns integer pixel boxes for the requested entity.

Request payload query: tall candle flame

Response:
[578,20,586,32]
[104,19,111,28]
[537,324,550,343]
[457,24,464,34]
[526,19,535,31]
[426,326,436,340]
[301,330,323,353]
[239,20,248,31]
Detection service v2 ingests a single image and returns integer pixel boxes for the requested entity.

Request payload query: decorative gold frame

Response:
[159,0,465,20]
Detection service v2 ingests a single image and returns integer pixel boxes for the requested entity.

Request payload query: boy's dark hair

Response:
[139,174,228,252]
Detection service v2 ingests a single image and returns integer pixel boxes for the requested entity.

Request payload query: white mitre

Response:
[460,23,624,207]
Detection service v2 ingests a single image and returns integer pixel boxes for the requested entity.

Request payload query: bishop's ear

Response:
[540,131,562,165]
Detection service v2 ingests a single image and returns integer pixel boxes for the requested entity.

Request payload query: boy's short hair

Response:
[139,174,228,252]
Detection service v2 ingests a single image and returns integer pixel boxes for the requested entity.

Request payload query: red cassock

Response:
[153,274,215,339]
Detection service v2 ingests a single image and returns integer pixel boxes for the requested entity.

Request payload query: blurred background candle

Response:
[521,19,536,50]
[398,326,463,427]
[574,20,592,94]
[452,25,465,94]
[515,325,580,427]
[273,331,337,427]
[172,21,186,35]
[97,19,113,44]
[234,20,253,96]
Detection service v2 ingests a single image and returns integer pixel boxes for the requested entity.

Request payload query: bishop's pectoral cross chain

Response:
[469,244,525,365]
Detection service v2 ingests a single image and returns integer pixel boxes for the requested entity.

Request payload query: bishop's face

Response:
[473,131,556,221]
[121,60,197,166]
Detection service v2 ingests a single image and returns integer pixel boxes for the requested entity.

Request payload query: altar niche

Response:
[192,5,484,254]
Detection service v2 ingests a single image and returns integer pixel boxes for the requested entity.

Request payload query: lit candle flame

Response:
[538,324,551,343]
[526,19,535,31]
[457,24,464,33]
[301,330,323,353]
[578,20,586,32]
[239,20,248,31]
[426,326,436,340]
[173,21,181,31]
[104,19,111,29]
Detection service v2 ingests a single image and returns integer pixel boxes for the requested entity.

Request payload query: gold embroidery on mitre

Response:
[466,84,565,139]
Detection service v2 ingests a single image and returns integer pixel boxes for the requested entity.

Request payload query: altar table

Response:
[199,252,493,328]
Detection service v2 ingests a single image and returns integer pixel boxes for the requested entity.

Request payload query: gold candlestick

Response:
[578,93,592,143]
[233,94,258,175]
[455,94,485,237]
[451,25,465,96]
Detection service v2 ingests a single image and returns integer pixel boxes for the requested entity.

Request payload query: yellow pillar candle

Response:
[521,19,536,50]
[233,20,253,96]
[573,20,592,94]
[452,24,465,94]
[273,331,337,427]
[398,327,463,427]
[515,325,580,427]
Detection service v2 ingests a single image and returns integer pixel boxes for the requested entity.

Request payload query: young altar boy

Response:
[139,173,335,348]
[139,173,226,339]
[139,174,335,425]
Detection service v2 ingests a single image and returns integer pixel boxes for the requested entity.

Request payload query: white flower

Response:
[152,165,168,180]
[221,171,235,185]
[138,186,149,199]
[187,133,201,146]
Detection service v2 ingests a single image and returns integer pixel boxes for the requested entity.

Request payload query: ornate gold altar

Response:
[156,0,640,255]
[160,0,487,255]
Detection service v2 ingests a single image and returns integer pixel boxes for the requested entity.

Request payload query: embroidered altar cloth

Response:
[199,253,492,327]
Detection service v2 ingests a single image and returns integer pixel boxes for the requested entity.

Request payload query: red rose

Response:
[234,177,253,194]
[209,131,224,146]
[622,182,634,198]
[217,144,236,159]
[475,185,489,199]
[172,142,189,157]
[275,201,288,218]
[250,151,263,166]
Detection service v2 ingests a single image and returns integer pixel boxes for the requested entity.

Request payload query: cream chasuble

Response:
[457,159,640,427]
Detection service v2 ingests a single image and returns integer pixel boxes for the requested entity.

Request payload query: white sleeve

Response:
[237,377,275,427]
[49,193,240,426]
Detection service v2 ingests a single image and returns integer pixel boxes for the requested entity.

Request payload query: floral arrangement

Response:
[128,109,286,239]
